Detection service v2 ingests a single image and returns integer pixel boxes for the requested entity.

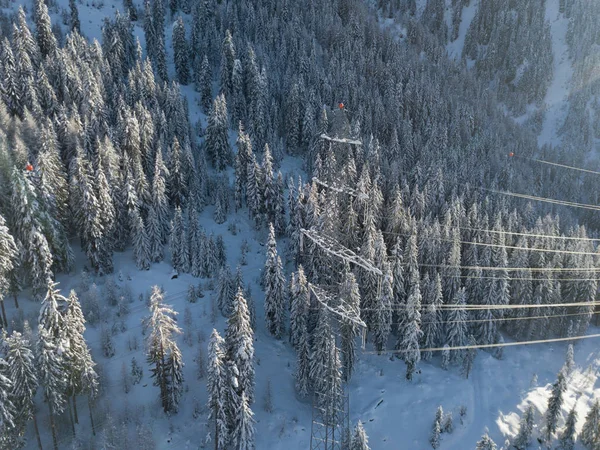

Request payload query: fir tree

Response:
[373,262,393,354]
[206,94,230,170]
[34,0,57,58]
[558,405,577,450]
[475,430,497,450]
[351,421,371,450]
[581,400,600,449]
[145,286,183,413]
[445,287,467,365]
[430,406,442,449]
[232,391,255,450]
[544,370,567,441]
[340,271,361,381]
[264,224,286,338]
[226,288,255,404]
[294,325,311,398]
[5,331,38,444]
[289,266,309,350]
[398,264,422,380]
[0,357,15,442]
[197,55,212,113]
[131,208,151,270]
[170,206,189,273]
[220,30,236,98]
[513,404,534,450]
[36,325,67,450]
[207,329,228,450]
[173,17,189,85]
[422,273,442,361]
[462,335,477,379]
[0,214,17,327]
[69,0,80,33]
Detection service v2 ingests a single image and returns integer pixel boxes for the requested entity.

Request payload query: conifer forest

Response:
[1,0,600,448]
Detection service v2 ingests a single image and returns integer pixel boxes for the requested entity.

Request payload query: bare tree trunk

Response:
[0,299,7,328]
[48,403,58,450]
[67,397,76,436]
[72,396,79,424]
[32,412,43,450]
[88,396,96,436]
[13,293,18,309]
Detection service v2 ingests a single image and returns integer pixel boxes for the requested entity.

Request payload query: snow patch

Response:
[538,0,574,148]
[446,0,478,60]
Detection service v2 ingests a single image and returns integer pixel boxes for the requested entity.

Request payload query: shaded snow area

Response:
[446,0,477,60]
[538,0,573,148]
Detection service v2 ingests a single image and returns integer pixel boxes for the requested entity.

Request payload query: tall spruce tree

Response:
[264,224,286,338]
[172,17,189,85]
[351,421,371,450]
[544,370,567,442]
[207,329,228,449]
[226,288,255,404]
[145,286,183,413]
[513,404,534,450]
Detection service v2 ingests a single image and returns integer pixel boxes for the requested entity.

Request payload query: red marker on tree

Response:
[25,163,33,172]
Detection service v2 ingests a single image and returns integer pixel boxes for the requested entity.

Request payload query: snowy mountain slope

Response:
[2,0,600,449]
[538,0,573,148]
[445,0,477,61]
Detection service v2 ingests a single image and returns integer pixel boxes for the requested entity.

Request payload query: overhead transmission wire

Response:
[362,332,600,355]
[378,229,600,257]
[510,154,600,177]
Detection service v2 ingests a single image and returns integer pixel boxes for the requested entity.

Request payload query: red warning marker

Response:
[339,103,344,110]
[509,152,514,157]
[25,163,33,172]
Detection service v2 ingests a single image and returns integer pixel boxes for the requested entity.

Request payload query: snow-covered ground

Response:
[538,0,573,148]
[5,0,600,448]
[446,0,478,60]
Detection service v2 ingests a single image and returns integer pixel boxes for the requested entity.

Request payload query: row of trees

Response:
[0,282,98,450]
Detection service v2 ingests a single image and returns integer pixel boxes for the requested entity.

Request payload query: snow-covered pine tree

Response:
[430,407,442,449]
[34,0,57,58]
[475,430,497,450]
[513,404,534,450]
[0,356,15,445]
[544,370,567,441]
[310,306,342,421]
[226,288,255,404]
[170,206,189,273]
[207,329,228,450]
[264,224,286,338]
[289,266,309,350]
[0,213,17,326]
[217,266,234,317]
[172,17,189,85]
[167,138,186,208]
[581,400,600,449]
[457,334,475,380]
[206,94,230,171]
[558,404,577,450]
[445,287,467,365]
[145,286,183,413]
[351,420,371,450]
[563,344,574,375]
[197,55,212,113]
[422,273,442,361]
[231,59,245,125]
[373,262,393,354]
[36,325,67,450]
[397,262,422,380]
[131,207,151,270]
[220,29,236,98]
[232,391,255,450]
[5,331,39,444]
[294,324,311,398]
[340,271,361,381]
[63,290,98,428]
